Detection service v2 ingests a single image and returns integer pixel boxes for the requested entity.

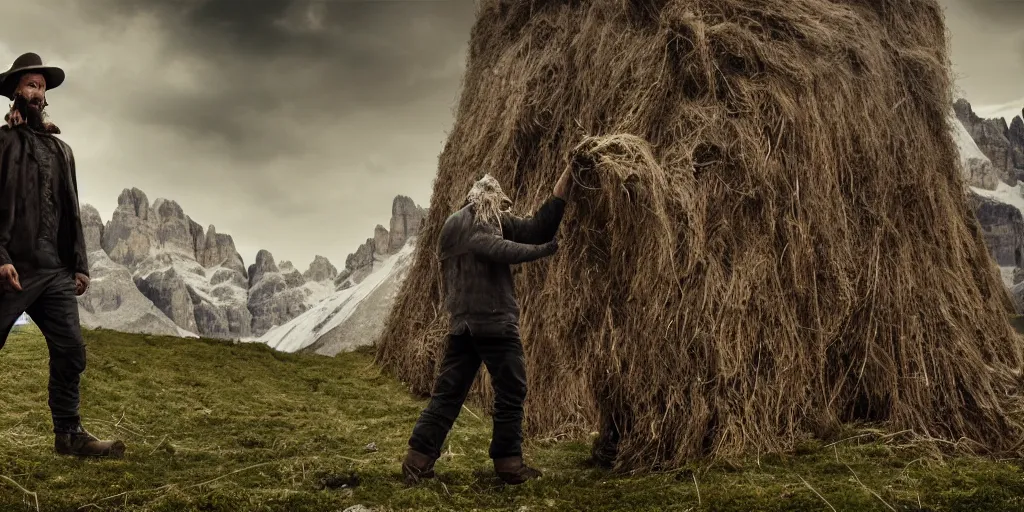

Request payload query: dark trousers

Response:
[0,268,86,431]
[408,332,528,460]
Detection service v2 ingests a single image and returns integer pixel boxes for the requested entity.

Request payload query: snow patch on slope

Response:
[301,280,335,308]
[953,112,991,163]
[956,106,1024,211]
[251,239,417,353]
[952,111,1001,191]
[971,182,1024,217]
[76,249,199,338]
[999,266,1018,289]
[137,253,249,308]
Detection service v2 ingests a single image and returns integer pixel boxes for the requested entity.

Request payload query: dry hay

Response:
[375,0,1024,471]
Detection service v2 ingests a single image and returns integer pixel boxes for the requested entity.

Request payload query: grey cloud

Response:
[89,0,475,161]
[0,0,474,268]
[1,0,1021,270]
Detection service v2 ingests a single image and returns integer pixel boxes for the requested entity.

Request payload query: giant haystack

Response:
[376,0,1024,470]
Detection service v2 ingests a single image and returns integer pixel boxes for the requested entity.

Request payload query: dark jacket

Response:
[0,125,89,277]
[438,195,565,337]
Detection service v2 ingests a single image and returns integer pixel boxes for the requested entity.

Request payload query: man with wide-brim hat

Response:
[0,52,65,100]
[0,51,126,458]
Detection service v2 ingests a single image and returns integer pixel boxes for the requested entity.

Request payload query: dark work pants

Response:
[408,332,528,460]
[0,268,86,431]
[591,381,627,466]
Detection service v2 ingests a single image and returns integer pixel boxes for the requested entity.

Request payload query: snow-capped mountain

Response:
[62,188,425,340]
[77,248,195,337]
[954,99,1024,309]
[246,251,339,335]
[955,99,1024,186]
[253,238,418,354]
[250,195,427,354]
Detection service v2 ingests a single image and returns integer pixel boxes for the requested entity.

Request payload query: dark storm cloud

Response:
[3,0,1019,273]
[89,0,476,160]
[0,0,478,269]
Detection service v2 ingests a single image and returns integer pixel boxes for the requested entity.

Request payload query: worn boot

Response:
[402,449,436,485]
[588,424,619,469]
[494,456,542,485]
[54,423,126,458]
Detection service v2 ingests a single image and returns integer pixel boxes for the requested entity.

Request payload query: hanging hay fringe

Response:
[375,0,1024,471]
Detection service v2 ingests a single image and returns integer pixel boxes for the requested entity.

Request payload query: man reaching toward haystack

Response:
[0,52,126,458]
[402,169,573,485]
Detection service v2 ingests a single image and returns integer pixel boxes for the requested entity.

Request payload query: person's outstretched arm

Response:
[501,167,573,243]
[467,231,558,264]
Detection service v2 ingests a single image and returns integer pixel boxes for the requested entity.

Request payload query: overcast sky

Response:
[0,0,1018,270]
[941,0,1024,121]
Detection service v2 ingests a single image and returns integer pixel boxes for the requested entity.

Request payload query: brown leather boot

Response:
[54,424,126,458]
[589,424,619,469]
[401,449,436,485]
[494,456,542,485]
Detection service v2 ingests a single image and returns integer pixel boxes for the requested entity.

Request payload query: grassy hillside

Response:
[1,326,1023,511]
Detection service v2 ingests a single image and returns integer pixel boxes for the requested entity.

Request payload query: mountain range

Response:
[952,99,1024,310]
[56,188,426,350]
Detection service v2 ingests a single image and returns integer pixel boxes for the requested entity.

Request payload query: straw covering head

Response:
[466,173,512,227]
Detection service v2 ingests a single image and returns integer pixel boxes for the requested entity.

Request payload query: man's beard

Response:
[13,93,46,131]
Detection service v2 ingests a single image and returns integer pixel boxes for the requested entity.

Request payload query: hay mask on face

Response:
[466,174,512,230]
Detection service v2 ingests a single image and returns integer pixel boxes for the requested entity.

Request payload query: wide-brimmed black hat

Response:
[0,52,64,100]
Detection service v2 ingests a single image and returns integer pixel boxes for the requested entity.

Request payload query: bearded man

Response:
[402,169,572,485]
[0,52,125,458]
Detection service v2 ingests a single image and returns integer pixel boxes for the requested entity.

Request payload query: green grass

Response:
[2,325,1024,511]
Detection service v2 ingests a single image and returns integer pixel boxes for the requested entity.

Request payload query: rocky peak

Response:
[246,252,321,335]
[346,239,377,273]
[954,98,1018,185]
[249,250,279,288]
[117,187,151,220]
[1010,115,1024,137]
[969,192,1024,271]
[103,188,157,267]
[1009,116,1024,179]
[304,255,338,282]
[150,198,199,257]
[374,225,390,255]
[952,113,1000,191]
[389,195,427,253]
[199,225,246,275]
[332,195,425,290]
[134,266,199,333]
[278,261,306,288]
[80,204,104,254]
[188,219,205,256]
[152,198,186,221]
[254,250,278,271]
[952,98,974,123]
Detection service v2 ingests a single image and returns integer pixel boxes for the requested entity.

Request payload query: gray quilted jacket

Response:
[438,196,565,338]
